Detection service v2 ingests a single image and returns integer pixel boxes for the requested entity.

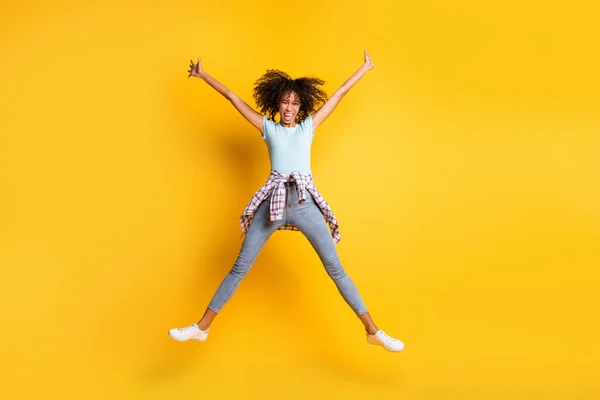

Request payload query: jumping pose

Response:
[168,50,404,352]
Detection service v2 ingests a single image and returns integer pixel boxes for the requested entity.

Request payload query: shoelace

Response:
[378,331,397,346]
[179,324,197,334]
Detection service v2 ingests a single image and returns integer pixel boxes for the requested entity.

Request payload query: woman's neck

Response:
[280,120,297,128]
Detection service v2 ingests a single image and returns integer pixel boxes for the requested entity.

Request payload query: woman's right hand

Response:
[188,57,205,78]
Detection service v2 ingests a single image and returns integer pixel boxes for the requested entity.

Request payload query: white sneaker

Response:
[367,330,404,352]
[168,323,209,342]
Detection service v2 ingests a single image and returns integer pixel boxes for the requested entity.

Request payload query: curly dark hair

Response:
[252,69,328,123]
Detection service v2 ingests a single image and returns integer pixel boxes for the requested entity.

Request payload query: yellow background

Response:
[1,0,599,398]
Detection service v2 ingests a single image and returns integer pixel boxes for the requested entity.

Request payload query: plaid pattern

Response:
[240,170,342,244]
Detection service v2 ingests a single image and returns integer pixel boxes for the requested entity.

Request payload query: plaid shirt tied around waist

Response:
[240,170,342,244]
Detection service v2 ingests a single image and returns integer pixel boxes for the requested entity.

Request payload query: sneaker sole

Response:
[168,332,208,342]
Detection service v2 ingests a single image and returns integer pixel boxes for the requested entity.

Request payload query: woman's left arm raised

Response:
[312,49,374,130]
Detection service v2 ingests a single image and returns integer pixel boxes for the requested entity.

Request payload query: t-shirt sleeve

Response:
[303,115,314,136]
[262,116,274,140]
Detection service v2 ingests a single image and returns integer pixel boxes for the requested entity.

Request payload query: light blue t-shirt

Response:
[262,115,314,175]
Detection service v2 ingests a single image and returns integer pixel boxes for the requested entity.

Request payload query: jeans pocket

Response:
[295,199,317,213]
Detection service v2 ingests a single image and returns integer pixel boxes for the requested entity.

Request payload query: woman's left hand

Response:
[363,49,374,70]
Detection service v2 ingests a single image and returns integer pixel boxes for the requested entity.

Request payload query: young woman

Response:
[168,50,404,352]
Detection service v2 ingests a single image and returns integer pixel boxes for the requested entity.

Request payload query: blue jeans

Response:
[208,181,368,317]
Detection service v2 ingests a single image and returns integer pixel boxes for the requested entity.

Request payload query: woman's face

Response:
[278,91,301,125]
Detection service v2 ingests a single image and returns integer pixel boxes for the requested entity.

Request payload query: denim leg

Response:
[289,200,368,317]
[207,198,283,313]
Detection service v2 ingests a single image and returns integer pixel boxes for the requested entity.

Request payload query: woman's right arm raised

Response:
[188,57,263,134]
